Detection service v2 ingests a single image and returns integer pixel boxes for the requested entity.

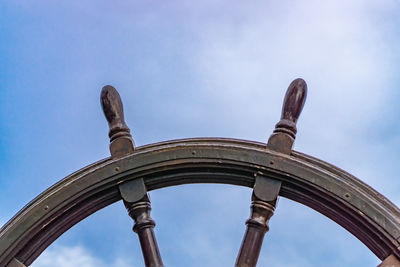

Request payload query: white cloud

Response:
[192,0,395,124]
[184,0,400,199]
[32,245,135,267]
[3,1,400,267]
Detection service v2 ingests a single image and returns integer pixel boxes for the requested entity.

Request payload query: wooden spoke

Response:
[120,178,164,267]
[235,190,279,267]
[123,193,164,267]
[236,79,308,266]
[102,86,164,267]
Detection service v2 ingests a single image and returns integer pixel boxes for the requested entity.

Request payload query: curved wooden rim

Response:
[1,138,400,265]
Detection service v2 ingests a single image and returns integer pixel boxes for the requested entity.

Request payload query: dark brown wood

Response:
[267,78,307,154]
[237,80,307,266]
[236,177,281,267]
[276,78,307,135]
[101,85,134,158]
[102,88,163,267]
[124,195,164,267]
[235,193,276,267]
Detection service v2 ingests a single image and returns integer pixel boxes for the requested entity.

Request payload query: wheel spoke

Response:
[120,179,164,267]
[235,178,280,267]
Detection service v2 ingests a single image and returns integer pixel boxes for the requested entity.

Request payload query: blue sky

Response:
[1,0,400,266]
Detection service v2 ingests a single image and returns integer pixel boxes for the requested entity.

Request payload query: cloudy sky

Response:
[1,0,400,266]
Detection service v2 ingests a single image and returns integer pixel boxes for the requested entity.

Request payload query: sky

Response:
[1,0,400,266]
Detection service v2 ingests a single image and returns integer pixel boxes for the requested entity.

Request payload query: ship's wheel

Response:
[1,79,400,267]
